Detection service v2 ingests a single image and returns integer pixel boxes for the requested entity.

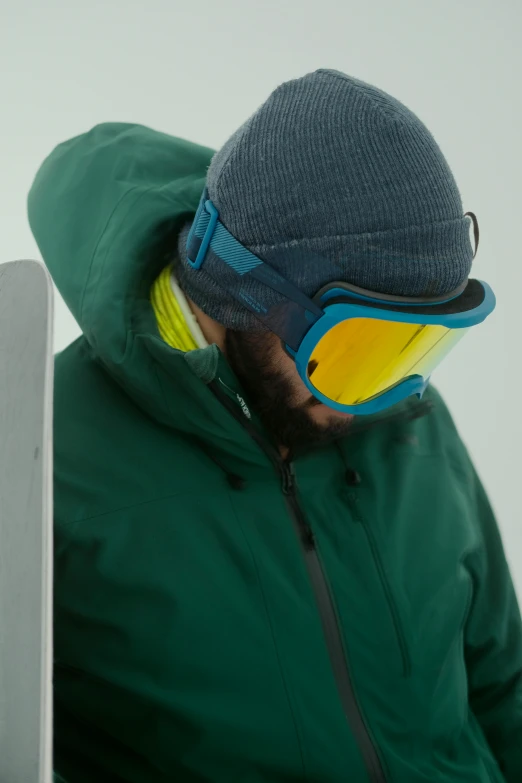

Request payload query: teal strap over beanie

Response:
[176,68,476,331]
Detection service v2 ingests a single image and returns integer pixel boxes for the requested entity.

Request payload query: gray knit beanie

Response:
[176,68,475,331]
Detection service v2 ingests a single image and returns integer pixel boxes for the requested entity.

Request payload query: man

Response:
[28,69,521,782]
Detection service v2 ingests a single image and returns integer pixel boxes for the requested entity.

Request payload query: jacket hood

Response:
[28,123,210,366]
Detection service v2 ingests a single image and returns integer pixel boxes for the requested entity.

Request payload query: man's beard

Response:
[225,330,353,455]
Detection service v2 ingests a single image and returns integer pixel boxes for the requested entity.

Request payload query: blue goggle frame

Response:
[186,188,496,415]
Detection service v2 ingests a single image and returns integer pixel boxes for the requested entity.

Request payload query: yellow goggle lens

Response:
[308,317,468,406]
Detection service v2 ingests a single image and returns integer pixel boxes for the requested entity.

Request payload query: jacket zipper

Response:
[281,462,387,783]
[209,381,387,783]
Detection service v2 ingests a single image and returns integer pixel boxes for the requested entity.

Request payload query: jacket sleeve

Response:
[463,461,522,781]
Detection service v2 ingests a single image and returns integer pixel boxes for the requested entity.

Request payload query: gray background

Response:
[1,0,521,592]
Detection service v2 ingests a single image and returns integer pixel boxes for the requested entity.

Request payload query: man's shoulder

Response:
[54,336,146,444]
[52,338,205,527]
[54,336,119,409]
[354,383,472,477]
[404,384,472,477]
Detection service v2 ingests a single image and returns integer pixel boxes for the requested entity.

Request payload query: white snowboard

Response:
[0,259,54,783]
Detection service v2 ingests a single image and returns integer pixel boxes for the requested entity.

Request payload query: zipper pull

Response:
[281,462,295,495]
[217,377,252,420]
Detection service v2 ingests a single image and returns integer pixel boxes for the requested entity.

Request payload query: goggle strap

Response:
[464,211,479,259]
[186,189,323,349]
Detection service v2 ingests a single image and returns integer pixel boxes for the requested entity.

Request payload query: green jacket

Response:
[28,123,522,783]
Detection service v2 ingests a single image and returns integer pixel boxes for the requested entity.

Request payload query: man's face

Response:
[225,329,354,454]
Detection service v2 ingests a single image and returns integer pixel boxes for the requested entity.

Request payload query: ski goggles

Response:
[186,188,496,415]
